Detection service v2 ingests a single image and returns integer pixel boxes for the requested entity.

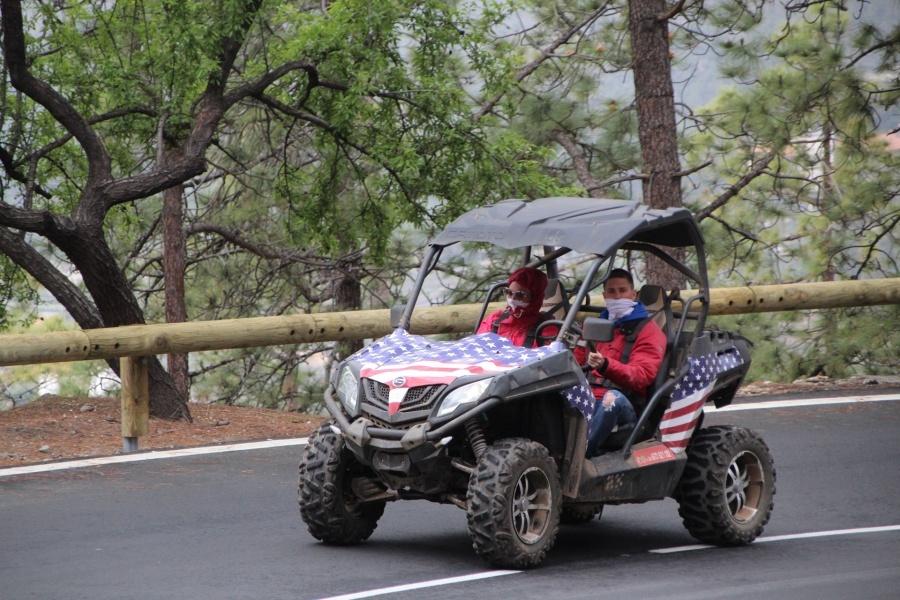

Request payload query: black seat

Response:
[638,285,672,342]
[541,278,569,319]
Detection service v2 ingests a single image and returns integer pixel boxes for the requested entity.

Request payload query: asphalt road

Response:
[2,390,900,600]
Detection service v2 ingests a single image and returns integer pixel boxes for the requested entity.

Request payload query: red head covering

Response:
[507,267,548,318]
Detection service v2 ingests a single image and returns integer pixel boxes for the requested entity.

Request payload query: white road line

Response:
[313,570,520,600]
[0,437,308,478]
[316,525,900,598]
[706,393,900,412]
[650,525,900,554]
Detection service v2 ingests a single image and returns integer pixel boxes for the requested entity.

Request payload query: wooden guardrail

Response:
[1,278,898,450]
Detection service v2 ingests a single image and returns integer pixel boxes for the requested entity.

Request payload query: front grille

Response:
[402,385,445,411]
[363,378,389,410]
[361,378,446,414]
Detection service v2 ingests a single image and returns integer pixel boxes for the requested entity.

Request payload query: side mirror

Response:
[582,317,615,343]
[390,304,407,329]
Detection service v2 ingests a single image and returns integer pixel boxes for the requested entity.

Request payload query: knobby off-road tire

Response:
[466,438,561,568]
[560,503,604,525]
[298,423,385,545]
[676,426,775,545]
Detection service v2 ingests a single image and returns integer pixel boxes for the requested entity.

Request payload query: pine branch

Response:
[696,151,777,222]
[474,4,612,120]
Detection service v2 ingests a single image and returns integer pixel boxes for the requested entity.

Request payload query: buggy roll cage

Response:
[397,198,711,344]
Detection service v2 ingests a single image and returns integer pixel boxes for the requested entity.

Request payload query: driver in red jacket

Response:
[476,267,557,347]
[579,268,666,455]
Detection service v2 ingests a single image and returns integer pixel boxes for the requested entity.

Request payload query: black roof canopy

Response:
[431,197,700,256]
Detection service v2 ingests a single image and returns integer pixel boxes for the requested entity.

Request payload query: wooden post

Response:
[120,356,149,452]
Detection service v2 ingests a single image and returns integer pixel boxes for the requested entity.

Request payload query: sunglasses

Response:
[503,288,531,301]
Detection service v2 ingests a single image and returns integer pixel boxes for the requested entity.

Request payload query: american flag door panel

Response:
[660,347,744,451]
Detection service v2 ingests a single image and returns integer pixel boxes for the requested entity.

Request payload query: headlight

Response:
[336,367,359,415]
[437,378,492,417]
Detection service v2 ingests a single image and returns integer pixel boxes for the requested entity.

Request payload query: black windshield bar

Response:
[398,245,442,330]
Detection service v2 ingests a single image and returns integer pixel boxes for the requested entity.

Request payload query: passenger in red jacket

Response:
[581,268,666,455]
[476,267,557,347]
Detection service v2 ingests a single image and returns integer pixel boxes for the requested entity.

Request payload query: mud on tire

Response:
[560,503,603,525]
[466,438,561,568]
[676,426,775,546]
[298,422,385,545]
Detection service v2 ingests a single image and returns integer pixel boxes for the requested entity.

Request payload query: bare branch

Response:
[0,199,71,234]
[0,226,103,328]
[186,222,364,269]
[696,151,777,222]
[673,159,713,178]
[658,0,688,21]
[97,154,209,210]
[224,61,323,108]
[594,171,649,190]
[550,129,602,194]
[0,146,52,198]
[14,107,157,169]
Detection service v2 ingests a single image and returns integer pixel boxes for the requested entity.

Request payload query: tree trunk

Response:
[162,146,190,400]
[54,224,191,420]
[0,226,103,330]
[821,122,836,282]
[628,0,685,289]
[333,258,362,361]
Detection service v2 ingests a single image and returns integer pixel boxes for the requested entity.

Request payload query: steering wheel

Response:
[534,319,582,347]
[534,320,598,375]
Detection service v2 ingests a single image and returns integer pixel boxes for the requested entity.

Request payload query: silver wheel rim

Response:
[511,466,552,544]
[725,450,764,523]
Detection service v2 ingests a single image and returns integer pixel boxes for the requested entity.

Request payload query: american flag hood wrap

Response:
[346,329,596,423]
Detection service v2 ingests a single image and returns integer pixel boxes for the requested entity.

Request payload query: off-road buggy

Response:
[298,198,775,568]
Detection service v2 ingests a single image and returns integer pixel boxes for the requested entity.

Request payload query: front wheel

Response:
[466,438,561,568]
[675,426,775,545]
[298,423,385,544]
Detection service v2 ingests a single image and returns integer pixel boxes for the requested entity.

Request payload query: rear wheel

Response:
[298,423,385,544]
[676,426,775,545]
[466,438,561,568]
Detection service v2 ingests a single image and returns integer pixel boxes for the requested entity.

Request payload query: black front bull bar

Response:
[324,386,501,450]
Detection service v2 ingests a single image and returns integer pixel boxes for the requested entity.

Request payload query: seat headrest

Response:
[544,278,561,298]
[639,285,665,310]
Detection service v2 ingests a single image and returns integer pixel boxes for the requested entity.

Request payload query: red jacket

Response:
[576,318,666,400]
[476,310,558,347]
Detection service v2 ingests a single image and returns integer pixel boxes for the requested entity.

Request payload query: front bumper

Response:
[325,385,498,453]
